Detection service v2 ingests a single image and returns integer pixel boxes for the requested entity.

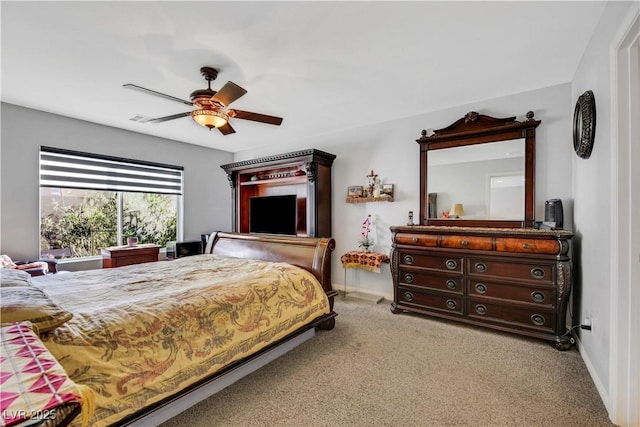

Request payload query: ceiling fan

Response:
[123,67,283,135]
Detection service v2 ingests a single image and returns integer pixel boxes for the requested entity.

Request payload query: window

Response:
[39,147,183,259]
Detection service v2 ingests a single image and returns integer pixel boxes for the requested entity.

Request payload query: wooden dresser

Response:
[390,226,573,349]
[101,244,161,268]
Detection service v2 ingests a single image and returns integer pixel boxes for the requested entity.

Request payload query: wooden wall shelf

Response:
[346,196,394,203]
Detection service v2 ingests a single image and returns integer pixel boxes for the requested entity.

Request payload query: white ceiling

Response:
[1,1,606,154]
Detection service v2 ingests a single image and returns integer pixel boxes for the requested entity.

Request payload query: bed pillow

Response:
[1,285,73,333]
[1,268,33,287]
[0,254,17,269]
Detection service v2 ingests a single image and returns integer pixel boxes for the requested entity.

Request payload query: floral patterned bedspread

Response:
[32,254,330,426]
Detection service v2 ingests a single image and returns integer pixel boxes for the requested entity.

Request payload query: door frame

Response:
[609,8,639,426]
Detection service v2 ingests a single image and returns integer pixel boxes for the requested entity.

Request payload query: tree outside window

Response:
[40,188,177,259]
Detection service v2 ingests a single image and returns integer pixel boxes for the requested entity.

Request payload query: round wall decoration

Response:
[573,90,596,159]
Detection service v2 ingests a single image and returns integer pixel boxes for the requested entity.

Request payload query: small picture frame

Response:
[381,184,394,198]
[347,186,363,198]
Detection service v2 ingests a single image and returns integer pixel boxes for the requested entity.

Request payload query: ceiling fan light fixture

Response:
[192,110,228,129]
[124,67,281,135]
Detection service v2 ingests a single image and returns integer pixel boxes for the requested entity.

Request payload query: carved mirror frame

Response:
[418,111,541,228]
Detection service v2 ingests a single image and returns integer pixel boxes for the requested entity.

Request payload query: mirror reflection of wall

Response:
[488,173,525,219]
[427,139,524,220]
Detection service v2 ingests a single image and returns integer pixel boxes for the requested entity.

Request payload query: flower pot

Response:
[127,236,138,246]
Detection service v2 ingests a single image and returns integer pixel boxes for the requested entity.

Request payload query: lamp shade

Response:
[192,110,228,129]
[449,203,464,217]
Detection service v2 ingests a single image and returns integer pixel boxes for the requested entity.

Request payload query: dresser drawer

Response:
[495,238,560,254]
[113,254,158,267]
[468,299,555,333]
[467,257,553,283]
[440,235,493,250]
[395,233,438,247]
[398,287,463,315]
[468,280,554,307]
[400,251,463,274]
[399,269,462,293]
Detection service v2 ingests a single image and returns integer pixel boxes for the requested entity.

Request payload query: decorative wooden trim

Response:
[430,112,517,136]
[220,149,336,172]
[390,225,573,237]
[305,161,317,183]
[225,172,235,189]
[417,112,539,145]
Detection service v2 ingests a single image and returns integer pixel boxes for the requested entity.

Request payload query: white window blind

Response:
[39,147,183,195]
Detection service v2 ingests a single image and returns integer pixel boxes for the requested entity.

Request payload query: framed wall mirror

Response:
[417,111,540,228]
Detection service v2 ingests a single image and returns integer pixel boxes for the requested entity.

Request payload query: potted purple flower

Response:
[358,214,373,253]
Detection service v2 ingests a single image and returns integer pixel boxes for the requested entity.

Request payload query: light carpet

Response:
[161,297,612,426]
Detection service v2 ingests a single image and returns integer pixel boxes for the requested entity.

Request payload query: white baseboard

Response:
[333,283,392,301]
[575,335,611,419]
[345,291,384,304]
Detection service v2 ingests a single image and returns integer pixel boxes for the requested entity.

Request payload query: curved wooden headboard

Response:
[205,232,337,300]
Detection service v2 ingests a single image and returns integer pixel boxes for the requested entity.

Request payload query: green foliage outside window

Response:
[122,193,177,246]
[40,189,177,258]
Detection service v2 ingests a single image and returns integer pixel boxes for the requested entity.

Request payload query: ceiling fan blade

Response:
[218,122,236,135]
[228,109,283,126]
[123,84,193,106]
[145,112,192,123]
[211,81,247,107]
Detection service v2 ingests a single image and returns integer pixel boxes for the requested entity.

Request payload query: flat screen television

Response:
[249,195,297,235]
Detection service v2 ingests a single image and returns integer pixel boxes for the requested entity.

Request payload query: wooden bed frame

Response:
[115,232,337,426]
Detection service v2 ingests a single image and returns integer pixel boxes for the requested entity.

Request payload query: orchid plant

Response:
[358,214,373,250]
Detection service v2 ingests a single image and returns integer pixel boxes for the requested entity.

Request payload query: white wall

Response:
[571,1,639,424]
[234,83,574,299]
[0,103,233,267]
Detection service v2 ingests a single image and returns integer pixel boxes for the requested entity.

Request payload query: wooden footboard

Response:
[206,231,338,306]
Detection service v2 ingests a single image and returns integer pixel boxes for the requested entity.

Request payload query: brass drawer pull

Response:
[446,299,457,310]
[404,291,414,302]
[531,267,545,279]
[523,243,531,249]
[404,255,414,265]
[404,273,414,284]
[531,291,545,303]
[475,304,487,315]
[475,262,487,273]
[531,314,546,326]
[446,280,457,290]
[445,259,458,270]
[461,240,469,246]
[475,283,487,294]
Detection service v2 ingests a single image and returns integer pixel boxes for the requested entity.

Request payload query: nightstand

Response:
[101,244,161,268]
